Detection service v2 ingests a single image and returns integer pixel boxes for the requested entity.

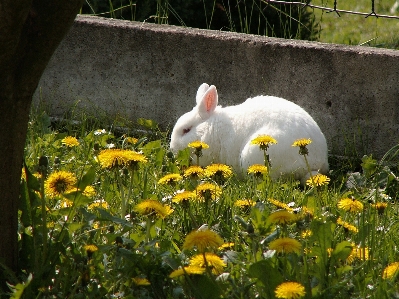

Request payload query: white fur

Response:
[170,83,329,183]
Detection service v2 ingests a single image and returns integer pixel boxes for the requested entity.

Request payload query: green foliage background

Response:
[81,0,319,40]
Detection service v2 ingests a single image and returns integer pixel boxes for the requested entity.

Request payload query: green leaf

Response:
[190,275,222,299]
[336,265,353,276]
[77,167,96,190]
[141,140,162,157]
[97,208,133,228]
[78,207,97,222]
[331,241,352,262]
[8,273,32,299]
[175,148,191,168]
[155,145,166,167]
[248,259,282,297]
[310,220,334,251]
[19,233,34,271]
[141,140,165,167]
[67,222,85,233]
[361,154,378,177]
[63,191,93,207]
[137,118,158,130]
[19,182,32,227]
[23,164,40,192]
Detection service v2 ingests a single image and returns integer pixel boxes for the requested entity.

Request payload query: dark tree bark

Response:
[0,0,83,288]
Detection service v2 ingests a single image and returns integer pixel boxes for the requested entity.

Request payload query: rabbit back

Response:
[213,95,328,180]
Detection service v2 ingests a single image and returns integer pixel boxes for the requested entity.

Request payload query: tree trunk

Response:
[0,0,84,288]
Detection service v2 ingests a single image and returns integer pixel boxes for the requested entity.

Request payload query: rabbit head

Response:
[170,83,219,154]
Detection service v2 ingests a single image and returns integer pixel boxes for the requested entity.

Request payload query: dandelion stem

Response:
[145,219,153,243]
[187,205,198,228]
[116,172,127,218]
[39,166,48,265]
[303,154,321,204]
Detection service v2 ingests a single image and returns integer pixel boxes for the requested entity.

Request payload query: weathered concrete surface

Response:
[34,15,399,157]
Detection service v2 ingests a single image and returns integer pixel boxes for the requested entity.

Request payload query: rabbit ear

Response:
[196,83,210,104]
[197,85,218,119]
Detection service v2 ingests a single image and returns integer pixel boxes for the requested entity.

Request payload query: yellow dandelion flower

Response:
[44,171,77,198]
[301,230,312,239]
[92,221,101,229]
[372,202,388,214]
[327,248,334,257]
[33,172,42,179]
[292,138,312,156]
[234,199,256,208]
[84,244,98,258]
[62,136,80,147]
[82,185,96,197]
[292,138,312,148]
[247,164,268,176]
[382,262,399,279]
[306,173,330,187]
[60,198,73,208]
[172,191,197,204]
[21,168,27,181]
[195,182,222,200]
[336,217,358,233]
[88,200,109,210]
[97,149,147,169]
[189,252,226,275]
[268,198,294,212]
[132,277,151,286]
[347,244,369,264]
[188,141,209,150]
[251,135,278,150]
[183,229,224,252]
[158,173,183,185]
[269,237,302,254]
[125,137,138,144]
[301,207,314,218]
[84,244,98,253]
[275,281,306,299]
[218,242,235,250]
[169,266,206,278]
[204,163,233,179]
[134,199,174,219]
[338,198,364,213]
[267,210,297,225]
[183,165,204,179]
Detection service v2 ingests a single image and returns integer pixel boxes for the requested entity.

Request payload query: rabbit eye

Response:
[183,127,191,135]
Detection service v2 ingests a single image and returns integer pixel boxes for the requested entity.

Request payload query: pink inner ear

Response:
[205,91,215,112]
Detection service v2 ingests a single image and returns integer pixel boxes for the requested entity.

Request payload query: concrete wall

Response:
[34,15,399,157]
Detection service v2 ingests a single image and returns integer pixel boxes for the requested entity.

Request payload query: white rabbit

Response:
[170,83,329,183]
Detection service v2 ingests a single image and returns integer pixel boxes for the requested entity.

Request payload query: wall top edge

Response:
[74,15,399,56]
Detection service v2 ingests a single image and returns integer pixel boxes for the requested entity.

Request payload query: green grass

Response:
[313,0,399,48]
[6,108,399,298]
[80,0,399,48]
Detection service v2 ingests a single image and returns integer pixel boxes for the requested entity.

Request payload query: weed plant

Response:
[5,108,399,298]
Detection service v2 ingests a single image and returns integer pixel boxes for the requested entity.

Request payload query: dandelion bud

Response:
[38,155,48,176]
[247,223,254,234]
[39,155,49,168]
[115,236,123,247]
[54,156,61,165]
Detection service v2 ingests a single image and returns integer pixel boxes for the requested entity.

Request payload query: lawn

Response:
[8,108,399,298]
[312,0,399,48]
